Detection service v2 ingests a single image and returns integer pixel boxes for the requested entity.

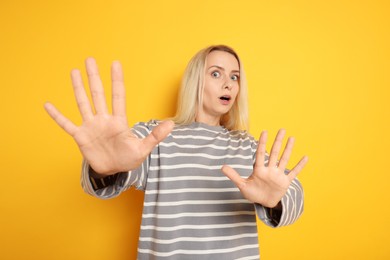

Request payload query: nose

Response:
[224,77,233,90]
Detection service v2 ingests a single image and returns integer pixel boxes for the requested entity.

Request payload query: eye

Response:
[211,71,221,78]
[231,75,240,81]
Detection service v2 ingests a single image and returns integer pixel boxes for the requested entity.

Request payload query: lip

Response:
[219,95,232,105]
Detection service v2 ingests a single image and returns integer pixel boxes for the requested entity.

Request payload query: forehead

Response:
[206,51,239,71]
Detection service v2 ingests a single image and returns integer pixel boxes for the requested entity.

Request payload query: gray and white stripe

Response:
[81,120,304,259]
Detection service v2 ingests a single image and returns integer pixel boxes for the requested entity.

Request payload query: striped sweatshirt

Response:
[81,120,304,259]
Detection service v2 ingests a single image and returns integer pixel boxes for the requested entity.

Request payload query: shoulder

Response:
[227,129,258,156]
[228,129,256,142]
[131,119,162,138]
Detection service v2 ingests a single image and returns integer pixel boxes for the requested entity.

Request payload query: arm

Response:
[255,178,304,227]
[44,58,173,194]
[80,121,161,199]
[80,161,131,199]
[222,129,308,226]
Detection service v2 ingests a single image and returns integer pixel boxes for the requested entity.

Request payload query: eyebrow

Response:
[208,65,240,74]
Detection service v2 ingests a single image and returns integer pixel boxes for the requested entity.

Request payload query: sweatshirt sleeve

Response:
[80,160,134,199]
[255,177,304,227]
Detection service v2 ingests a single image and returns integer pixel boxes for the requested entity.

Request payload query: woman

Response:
[44,45,308,259]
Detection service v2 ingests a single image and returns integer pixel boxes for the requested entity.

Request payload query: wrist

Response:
[89,165,111,179]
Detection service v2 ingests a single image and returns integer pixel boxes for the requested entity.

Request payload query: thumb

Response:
[221,165,245,189]
[142,120,175,151]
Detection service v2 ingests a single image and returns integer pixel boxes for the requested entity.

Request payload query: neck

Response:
[195,114,221,127]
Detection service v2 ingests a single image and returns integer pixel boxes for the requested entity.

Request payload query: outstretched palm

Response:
[222,129,308,208]
[44,58,174,176]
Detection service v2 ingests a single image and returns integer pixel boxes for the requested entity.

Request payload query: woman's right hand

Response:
[44,58,174,176]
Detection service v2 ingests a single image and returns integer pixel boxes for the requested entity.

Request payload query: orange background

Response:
[1,0,389,259]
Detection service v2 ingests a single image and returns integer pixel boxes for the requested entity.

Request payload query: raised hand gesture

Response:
[222,129,308,208]
[44,58,174,176]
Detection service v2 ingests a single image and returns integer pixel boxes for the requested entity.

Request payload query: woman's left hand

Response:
[221,129,308,208]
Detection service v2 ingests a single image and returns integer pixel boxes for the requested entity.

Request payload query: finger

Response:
[111,61,126,117]
[287,156,309,181]
[70,69,94,121]
[221,165,245,189]
[254,130,268,168]
[85,57,108,115]
[44,102,78,136]
[277,136,295,170]
[268,129,286,167]
[142,120,175,152]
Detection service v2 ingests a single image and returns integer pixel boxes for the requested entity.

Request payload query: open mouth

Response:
[219,95,231,101]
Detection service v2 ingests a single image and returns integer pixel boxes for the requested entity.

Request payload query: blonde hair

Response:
[172,45,249,131]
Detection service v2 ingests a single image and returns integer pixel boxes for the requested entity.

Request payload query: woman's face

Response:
[197,50,240,125]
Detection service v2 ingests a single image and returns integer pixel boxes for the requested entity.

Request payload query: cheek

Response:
[203,86,213,99]
[202,87,215,107]
[233,86,240,98]
[204,83,218,96]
